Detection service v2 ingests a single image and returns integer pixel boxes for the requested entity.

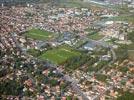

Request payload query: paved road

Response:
[56,68,89,100]
[10,33,117,100]
[81,36,117,61]
[12,34,89,100]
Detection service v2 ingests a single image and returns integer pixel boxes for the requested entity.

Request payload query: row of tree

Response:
[0,80,23,96]
[128,31,134,43]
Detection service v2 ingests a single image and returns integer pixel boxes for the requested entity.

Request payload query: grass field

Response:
[105,15,134,23]
[127,43,134,61]
[128,50,134,61]
[88,33,104,40]
[39,46,81,64]
[25,29,54,40]
[85,28,97,34]
[58,0,105,9]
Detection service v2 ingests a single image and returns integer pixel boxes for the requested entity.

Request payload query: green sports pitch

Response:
[24,29,54,40]
[39,46,81,65]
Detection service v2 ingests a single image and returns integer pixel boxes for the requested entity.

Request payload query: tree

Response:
[95,74,107,82]
[0,80,23,96]
[50,79,58,86]
[27,49,41,57]
[117,91,134,100]
[128,31,134,43]
[67,96,72,100]
[115,44,128,62]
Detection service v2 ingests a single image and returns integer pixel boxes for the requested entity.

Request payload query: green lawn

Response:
[39,46,81,64]
[27,49,41,57]
[128,43,134,50]
[96,74,107,83]
[117,91,134,100]
[59,0,105,8]
[88,33,104,40]
[25,29,54,40]
[127,42,134,60]
[128,50,134,61]
[60,2,81,8]
[74,39,86,48]
[85,28,97,34]
[105,15,134,23]
[85,28,104,40]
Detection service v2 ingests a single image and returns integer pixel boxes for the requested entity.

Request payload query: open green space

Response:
[74,40,86,48]
[25,29,54,40]
[87,33,104,40]
[128,50,134,61]
[85,28,104,40]
[85,28,98,34]
[58,0,106,8]
[27,49,41,57]
[128,43,134,50]
[117,91,134,100]
[127,31,134,60]
[96,74,107,82]
[88,61,108,72]
[105,15,134,23]
[115,44,128,63]
[60,2,81,8]
[128,44,134,60]
[39,45,81,64]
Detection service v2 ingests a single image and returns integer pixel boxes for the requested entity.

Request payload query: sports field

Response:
[39,46,81,64]
[25,29,54,40]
